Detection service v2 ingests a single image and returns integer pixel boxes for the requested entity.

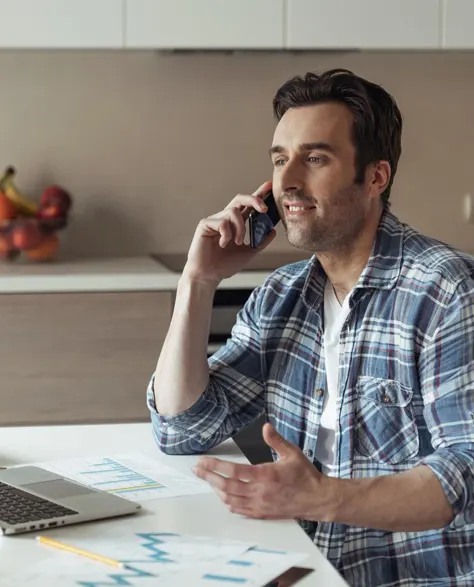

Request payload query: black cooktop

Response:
[150,252,312,272]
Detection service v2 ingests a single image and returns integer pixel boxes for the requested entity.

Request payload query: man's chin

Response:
[285,227,335,253]
[286,231,319,252]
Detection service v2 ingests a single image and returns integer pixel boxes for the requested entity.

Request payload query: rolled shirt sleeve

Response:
[418,278,474,528]
[148,287,266,455]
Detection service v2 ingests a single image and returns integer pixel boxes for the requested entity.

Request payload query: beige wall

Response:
[0,50,473,259]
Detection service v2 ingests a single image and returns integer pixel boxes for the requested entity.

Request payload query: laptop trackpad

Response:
[23,479,94,500]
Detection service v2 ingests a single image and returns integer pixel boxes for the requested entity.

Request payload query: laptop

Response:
[0,465,141,535]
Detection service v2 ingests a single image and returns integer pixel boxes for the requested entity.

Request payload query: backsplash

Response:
[0,50,472,259]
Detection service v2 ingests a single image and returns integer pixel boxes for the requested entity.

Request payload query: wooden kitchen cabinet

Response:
[125,0,284,49]
[286,0,441,50]
[0,0,123,48]
[0,291,172,426]
[443,0,474,48]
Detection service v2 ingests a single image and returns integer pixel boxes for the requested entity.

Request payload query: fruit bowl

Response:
[0,166,72,262]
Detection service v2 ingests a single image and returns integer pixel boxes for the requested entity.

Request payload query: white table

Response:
[0,423,348,586]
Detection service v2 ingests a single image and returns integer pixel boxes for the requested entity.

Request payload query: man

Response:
[147,69,474,586]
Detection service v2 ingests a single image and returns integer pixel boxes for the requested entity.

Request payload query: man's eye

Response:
[308,156,323,164]
[274,159,286,166]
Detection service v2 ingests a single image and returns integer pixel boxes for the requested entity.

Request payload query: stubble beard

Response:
[279,183,368,253]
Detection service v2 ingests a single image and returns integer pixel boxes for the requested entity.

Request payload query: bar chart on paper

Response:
[72,457,164,499]
[39,453,212,501]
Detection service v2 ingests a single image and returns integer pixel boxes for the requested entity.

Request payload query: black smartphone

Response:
[264,566,314,586]
[248,190,281,249]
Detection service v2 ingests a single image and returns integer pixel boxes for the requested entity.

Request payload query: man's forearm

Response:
[325,465,454,532]
[154,274,217,417]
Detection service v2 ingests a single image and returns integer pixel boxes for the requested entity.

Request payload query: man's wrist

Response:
[305,472,346,523]
[181,267,220,290]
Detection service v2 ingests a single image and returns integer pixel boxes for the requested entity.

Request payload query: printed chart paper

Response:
[38,453,211,501]
[4,532,309,587]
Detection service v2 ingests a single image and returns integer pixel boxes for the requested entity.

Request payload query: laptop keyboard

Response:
[0,481,78,526]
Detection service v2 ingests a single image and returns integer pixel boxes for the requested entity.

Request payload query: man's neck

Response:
[317,211,383,304]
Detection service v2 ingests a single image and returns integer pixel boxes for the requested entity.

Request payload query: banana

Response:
[0,166,38,216]
[3,183,38,215]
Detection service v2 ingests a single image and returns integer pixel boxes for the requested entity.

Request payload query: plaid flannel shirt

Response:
[147,210,474,587]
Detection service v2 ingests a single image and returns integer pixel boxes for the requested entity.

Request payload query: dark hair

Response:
[272,68,402,207]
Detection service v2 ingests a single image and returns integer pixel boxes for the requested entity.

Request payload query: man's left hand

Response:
[192,423,336,521]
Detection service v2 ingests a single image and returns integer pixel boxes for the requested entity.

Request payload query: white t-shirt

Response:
[314,280,351,476]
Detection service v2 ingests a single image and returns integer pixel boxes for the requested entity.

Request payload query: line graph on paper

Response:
[38,453,212,501]
[3,533,309,587]
[3,533,257,587]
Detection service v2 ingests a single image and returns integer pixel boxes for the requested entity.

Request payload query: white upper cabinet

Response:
[286,0,441,50]
[0,0,123,48]
[0,0,472,51]
[126,0,284,49]
[443,0,474,48]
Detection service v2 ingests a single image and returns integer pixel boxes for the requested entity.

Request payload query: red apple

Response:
[12,219,43,251]
[40,185,72,213]
[37,204,64,220]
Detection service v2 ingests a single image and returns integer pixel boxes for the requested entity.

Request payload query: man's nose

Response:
[279,159,305,194]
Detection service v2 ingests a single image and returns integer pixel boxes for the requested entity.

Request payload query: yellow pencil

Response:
[36,535,126,569]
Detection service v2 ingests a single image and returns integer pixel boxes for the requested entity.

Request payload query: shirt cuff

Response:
[146,375,226,443]
[420,447,474,530]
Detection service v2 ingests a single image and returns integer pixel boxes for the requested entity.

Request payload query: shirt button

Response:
[304,449,313,458]
[382,394,392,404]
[315,388,324,397]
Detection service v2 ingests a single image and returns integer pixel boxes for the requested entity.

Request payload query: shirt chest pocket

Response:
[354,377,419,464]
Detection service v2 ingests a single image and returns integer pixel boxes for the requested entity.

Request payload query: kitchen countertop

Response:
[1,246,472,294]
[0,255,293,293]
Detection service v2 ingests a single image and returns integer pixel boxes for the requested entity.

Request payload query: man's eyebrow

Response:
[300,142,335,153]
[268,145,285,157]
[268,142,335,157]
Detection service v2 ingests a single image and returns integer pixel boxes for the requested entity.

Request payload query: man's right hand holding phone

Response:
[154,180,276,418]
[183,180,276,286]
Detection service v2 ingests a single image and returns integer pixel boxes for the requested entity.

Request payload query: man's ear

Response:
[370,160,391,199]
